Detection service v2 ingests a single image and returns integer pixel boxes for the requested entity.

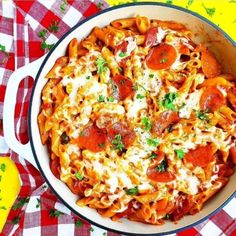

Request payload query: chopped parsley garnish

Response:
[187,0,194,7]
[90,227,94,232]
[48,20,59,33]
[49,209,63,217]
[164,213,170,220]
[97,95,105,102]
[155,159,168,172]
[41,41,54,50]
[98,143,105,148]
[136,94,145,99]
[119,51,128,57]
[146,138,159,147]
[86,75,90,80]
[149,74,154,79]
[125,186,138,195]
[0,44,6,52]
[196,109,209,121]
[0,163,6,172]
[60,0,68,12]
[150,153,157,160]
[97,2,104,9]
[13,197,29,210]
[0,206,7,210]
[142,117,152,131]
[166,0,173,4]
[75,172,83,180]
[12,216,20,225]
[96,57,107,74]
[36,198,41,208]
[112,134,125,151]
[160,92,178,111]
[160,57,167,63]
[75,219,83,228]
[61,132,70,144]
[166,124,173,133]
[202,4,216,17]
[38,29,47,40]
[175,149,185,159]
[107,96,115,102]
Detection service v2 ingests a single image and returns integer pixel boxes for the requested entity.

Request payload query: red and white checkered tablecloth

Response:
[0,1,235,235]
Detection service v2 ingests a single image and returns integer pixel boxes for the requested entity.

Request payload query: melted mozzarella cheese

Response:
[126,97,147,119]
[176,167,200,195]
[179,89,202,118]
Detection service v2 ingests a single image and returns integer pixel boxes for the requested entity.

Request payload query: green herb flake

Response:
[146,138,159,147]
[187,0,194,7]
[136,94,145,99]
[98,143,105,148]
[90,227,94,232]
[0,163,6,172]
[202,4,216,17]
[13,197,29,211]
[49,209,63,217]
[166,0,173,4]
[97,95,105,102]
[86,76,90,80]
[96,57,107,74]
[125,186,138,195]
[0,44,6,52]
[60,0,68,12]
[175,149,185,159]
[160,92,178,111]
[48,20,59,33]
[0,176,2,182]
[0,206,7,210]
[112,134,125,151]
[75,219,83,228]
[41,41,54,51]
[36,198,41,208]
[75,172,83,180]
[37,29,47,39]
[107,96,115,102]
[12,216,20,225]
[61,131,70,144]
[150,153,157,160]
[142,117,152,131]
[149,74,154,79]
[97,2,104,9]
[164,213,170,220]
[119,51,128,57]
[196,109,209,121]
[160,57,167,64]
[103,232,107,236]
[155,159,168,172]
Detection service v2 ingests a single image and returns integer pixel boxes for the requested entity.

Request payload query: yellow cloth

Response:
[107,0,236,41]
[0,157,21,232]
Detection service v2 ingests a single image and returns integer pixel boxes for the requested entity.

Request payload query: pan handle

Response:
[3,55,46,169]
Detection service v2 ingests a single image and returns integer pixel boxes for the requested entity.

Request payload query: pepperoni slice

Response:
[144,27,159,47]
[77,124,107,152]
[229,144,236,164]
[146,43,177,70]
[201,49,221,78]
[112,74,134,101]
[200,86,226,112]
[152,111,180,136]
[107,122,135,149]
[147,166,175,182]
[185,145,215,167]
[50,157,60,179]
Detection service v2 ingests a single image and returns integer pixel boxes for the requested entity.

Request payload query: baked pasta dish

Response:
[38,16,236,224]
